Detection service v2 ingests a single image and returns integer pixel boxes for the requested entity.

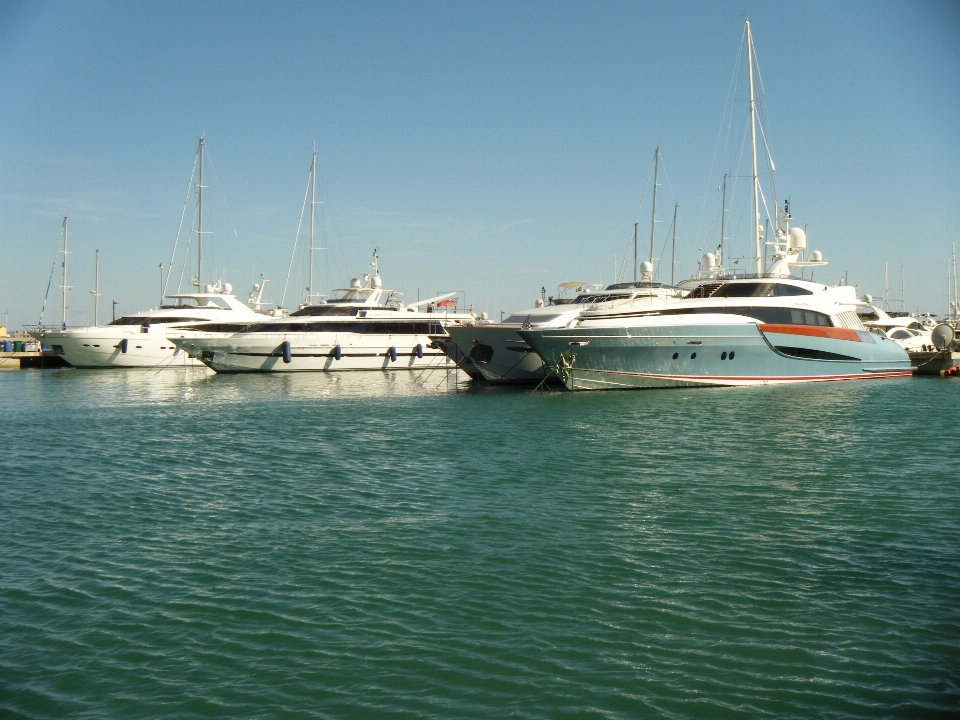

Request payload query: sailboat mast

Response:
[308,150,316,303]
[649,147,659,269]
[632,223,638,282]
[671,203,678,285]
[883,262,889,311]
[91,249,100,326]
[900,266,905,311]
[197,137,205,288]
[950,243,960,318]
[720,173,728,263]
[746,19,762,275]
[60,216,69,330]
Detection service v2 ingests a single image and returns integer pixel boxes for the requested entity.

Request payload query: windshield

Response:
[502,313,567,324]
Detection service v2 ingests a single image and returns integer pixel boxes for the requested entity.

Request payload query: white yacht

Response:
[170,254,475,373]
[857,305,938,352]
[32,283,270,368]
[446,277,683,383]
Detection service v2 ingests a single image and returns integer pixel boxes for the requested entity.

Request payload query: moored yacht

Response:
[32,283,270,368]
[446,277,684,383]
[517,19,912,391]
[170,253,475,373]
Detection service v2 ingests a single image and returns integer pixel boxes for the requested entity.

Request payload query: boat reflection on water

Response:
[36,364,471,407]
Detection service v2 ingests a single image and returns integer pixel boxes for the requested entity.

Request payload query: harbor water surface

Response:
[1,369,958,718]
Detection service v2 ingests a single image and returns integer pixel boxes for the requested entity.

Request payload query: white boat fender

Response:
[121,338,128,353]
[334,345,342,360]
[415,343,423,358]
[281,341,292,364]
[389,346,397,362]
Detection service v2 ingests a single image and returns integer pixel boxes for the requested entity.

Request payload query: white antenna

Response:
[90,249,102,326]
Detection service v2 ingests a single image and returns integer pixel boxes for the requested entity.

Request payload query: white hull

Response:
[35,328,202,368]
[172,332,456,373]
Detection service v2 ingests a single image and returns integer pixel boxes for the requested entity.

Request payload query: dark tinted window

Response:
[290,305,363,317]
[710,282,812,298]
[656,306,832,326]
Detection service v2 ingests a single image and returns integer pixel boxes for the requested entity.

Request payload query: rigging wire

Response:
[280,160,313,308]
[37,230,62,327]
[163,147,199,298]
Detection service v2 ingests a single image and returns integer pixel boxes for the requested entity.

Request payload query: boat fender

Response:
[121,338,128,354]
[334,345,342,360]
[941,364,959,377]
[389,346,397,362]
[415,343,423,358]
[281,340,292,364]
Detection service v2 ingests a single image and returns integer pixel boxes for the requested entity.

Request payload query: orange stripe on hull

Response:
[759,324,862,342]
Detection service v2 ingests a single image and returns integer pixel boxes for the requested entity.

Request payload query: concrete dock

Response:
[908,348,960,376]
[0,350,70,370]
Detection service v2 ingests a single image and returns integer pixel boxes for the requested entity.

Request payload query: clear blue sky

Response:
[2,0,959,327]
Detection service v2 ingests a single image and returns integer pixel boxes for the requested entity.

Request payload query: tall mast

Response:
[671,202,678,285]
[883,262,889,311]
[746,19,762,275]
[90,249,101,326]
[900,266,905,311]
[720,173,728,264]
[632,222,638,282]
[59,216,70,329]
[197,137,205,288]
[950,243,960,318]
[649,147,659,270]
[308,150,317,303]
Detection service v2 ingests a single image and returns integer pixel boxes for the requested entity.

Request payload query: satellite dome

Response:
[372,276,382,288]
[223,283,233,294]
[789,226,807,250]
[701,253,716,269]
[350,277,362,288]
[809,250,823,262]
[204,284,214,293]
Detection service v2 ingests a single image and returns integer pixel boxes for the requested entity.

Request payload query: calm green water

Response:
[1,368,958,718]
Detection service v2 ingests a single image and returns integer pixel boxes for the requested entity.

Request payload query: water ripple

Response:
[1,371,958,718]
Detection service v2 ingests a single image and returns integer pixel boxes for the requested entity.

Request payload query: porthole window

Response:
[690,352,697,359]
[672,352,679,360]
[729,351,735,360]
[721,351,727,360]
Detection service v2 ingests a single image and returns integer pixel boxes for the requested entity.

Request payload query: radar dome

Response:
[861,294,873,303]
[204,284,215,293]
[480,312,489,321]
[372,276,382,288]
[701,253,716,269]
[223,283,233,294]
[350,277,361,288]
[640,261,653,274]
[809,250,823,262]
[789,227,807,250]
